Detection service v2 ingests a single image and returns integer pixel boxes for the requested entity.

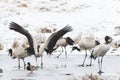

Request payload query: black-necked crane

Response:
[8,48,27,70]
[90,36,113,75]
[71,35,100,67]
[54,37,74,58]
[9,22,35,70]
[44,25,73,56]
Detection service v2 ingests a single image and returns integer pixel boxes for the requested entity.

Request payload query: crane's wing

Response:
[44,25,72,54]
[9,22,34,48]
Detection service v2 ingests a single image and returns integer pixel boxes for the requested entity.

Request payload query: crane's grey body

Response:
[90,36,113,75]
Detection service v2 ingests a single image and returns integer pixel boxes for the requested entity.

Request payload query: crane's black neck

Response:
[25,47,35,56]
[37,45,40,52]
[8,48,13,56]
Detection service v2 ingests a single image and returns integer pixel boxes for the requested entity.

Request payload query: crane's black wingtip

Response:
[9,21,16,26]
[9,22,22,31]
[9,22,17,29]
[63,25,73,32]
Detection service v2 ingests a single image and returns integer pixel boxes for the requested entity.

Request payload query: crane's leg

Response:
[64,47,67,59]
[81,50,87,67]
[57,47,64,58]
[86,50,92,66]
[22,59,26,70]
[98,57,104,75]
[89,58,92,66]
[18,59,20,70]
[98,57,100,72]
[41,55,43,69]
[35,56,39,68]
[100,57,104,73]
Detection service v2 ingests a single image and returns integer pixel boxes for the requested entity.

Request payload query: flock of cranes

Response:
[8,22,113,75]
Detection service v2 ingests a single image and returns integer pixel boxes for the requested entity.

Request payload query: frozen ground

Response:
[0,0,120,80]
[0,48,120,80]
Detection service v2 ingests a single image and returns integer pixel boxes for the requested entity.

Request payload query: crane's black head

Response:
[44,48,55,55]
[8,48,13,56]
[105,36,112,44]
[71,46,80,52]
[8,48,16,59]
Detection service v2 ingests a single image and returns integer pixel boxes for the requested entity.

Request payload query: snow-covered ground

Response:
[0,0,120,80]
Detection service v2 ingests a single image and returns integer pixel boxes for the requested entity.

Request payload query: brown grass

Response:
[22,42,28,48]
[18,3,28,8]
[40,7,50,12]
[0,43,4,50]
[41,27,52,33]
[21,38,29,48]
[36,27,57,33]
[82,74,100,80]
[34,35,46,44]
[12,40,19,49]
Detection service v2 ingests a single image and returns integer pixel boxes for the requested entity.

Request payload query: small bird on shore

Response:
[26,62,38,74]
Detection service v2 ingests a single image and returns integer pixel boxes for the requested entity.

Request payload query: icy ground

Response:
[0,48,120,80]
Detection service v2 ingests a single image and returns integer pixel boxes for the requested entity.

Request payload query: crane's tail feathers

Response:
[62,25,73,32]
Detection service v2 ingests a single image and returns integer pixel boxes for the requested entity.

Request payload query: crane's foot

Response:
[98,71,104,75]
[40,63,43,69]
[78,64,85,67]
[56,56,60,58]
[86,64,93,67]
